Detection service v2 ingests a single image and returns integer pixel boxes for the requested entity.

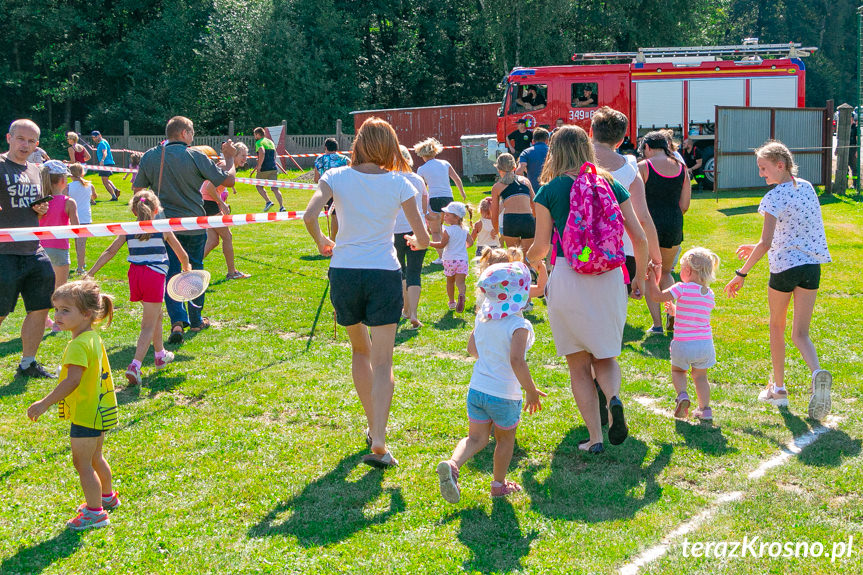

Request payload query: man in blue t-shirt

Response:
[91,131,121,201]
[517,128,549,193]
[313,138,350,240]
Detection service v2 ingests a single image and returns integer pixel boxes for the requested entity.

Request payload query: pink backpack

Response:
[551,162,625,274]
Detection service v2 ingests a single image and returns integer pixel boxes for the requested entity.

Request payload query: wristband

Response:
[735,269,747,278]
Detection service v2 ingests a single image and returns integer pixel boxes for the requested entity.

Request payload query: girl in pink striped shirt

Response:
[647,247,720,421]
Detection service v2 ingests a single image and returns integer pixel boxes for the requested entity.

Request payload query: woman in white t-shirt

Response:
[414,138,467,264]
[304,117,430,469]
[725,141,832,420]
[393,145,429,329]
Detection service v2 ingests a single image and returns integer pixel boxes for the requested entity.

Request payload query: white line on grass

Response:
[619,399,839,574]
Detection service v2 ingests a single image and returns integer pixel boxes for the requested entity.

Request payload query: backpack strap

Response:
[156,144,166,196]
[550,226,560,266]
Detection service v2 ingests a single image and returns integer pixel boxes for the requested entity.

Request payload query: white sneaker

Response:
[432,258,443,265]
[808,369,832,420]
[758,384,788,407]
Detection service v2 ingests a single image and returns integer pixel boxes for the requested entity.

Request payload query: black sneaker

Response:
[16,361,57,379]
[608,396,629,445]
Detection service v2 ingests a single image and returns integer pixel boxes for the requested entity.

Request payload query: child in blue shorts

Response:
[437,251,547,502]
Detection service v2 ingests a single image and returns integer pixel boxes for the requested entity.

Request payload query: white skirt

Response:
[546,262,627,359]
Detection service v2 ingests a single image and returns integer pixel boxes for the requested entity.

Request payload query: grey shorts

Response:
[670,339,717,371]
[43,247,71,267]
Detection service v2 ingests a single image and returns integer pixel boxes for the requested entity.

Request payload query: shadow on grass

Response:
[0,375,27,398]
[717,204,759,217]
[434,312,469,331]
[523,428,673,522]
[674,419,736,456]
[394,325,422,346]
[0,529,82,574]
[298,254,331,261]
[777,407,862,467]
[0,336,23,358]
[445,498,538,574]
[248,452,405,546]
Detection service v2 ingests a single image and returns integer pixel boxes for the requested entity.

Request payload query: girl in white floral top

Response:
[724,141,832,420]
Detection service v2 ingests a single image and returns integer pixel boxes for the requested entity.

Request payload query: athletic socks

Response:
[154,350,167,361]
[131,359,142,369]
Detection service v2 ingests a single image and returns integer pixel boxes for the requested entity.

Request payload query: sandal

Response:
[674,391,691,419]
[490,480,522,497]
[189,317,211,333]
[577,439,605,454]
[226,271,251,280]
[362,452,398,469]
[168,322,185,344]
[608,396,629,446]
[456,294,466,313]
[364,429,372,449]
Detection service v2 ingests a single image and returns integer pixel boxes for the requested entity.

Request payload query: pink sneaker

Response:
[491,480,522,498]
[154,351,175,370]
[693,406,713,421]
[437,460,461,503]
[77,492,121,513]
[125,363,141,386]
[67,508,109,531]
[674,391,691,419]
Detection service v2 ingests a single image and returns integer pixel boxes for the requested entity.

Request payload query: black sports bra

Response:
[500,179,531,201]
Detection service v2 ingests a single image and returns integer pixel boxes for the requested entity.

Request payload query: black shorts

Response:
[203,200,221,217]
[96,169,114,178]
[769,264,821,293]
[70,423,103,438]
[624,255,637,291]
[0,252,56,316]
[429,197,453,213]
[329,267,404,326]
[656,226,684,250]
[502,213,536,239]
[394,233,426,288]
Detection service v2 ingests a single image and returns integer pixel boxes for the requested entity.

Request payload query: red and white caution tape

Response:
[0,211,323,243]
[90,165,317,190]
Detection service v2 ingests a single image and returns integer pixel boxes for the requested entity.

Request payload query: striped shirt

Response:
[127,234,169,275]
[668,282,714,341]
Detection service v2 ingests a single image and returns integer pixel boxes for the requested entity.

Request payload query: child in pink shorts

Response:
[87,191,191,385]
[429,201,473,312]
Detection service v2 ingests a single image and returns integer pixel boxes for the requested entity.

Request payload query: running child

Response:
[121,152,141,181]
[39,161,80,331]
[66,163,96,274]
[87,190,191,385]
[27,281,120,531]
[646,247,720,421]
[471,197,500,258]
[437,253,547,502]
[724,141,832,419]
[429,201,473,312]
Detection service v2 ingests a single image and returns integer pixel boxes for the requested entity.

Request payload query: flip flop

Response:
[362,452,398,469]
[364,429,372,449]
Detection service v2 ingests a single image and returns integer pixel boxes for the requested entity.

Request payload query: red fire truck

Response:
[494,41,816,187]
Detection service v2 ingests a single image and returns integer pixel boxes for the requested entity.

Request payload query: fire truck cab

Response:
[494,41,816,187]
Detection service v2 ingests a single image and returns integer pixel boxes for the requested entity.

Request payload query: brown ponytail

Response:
[130,190,161,241]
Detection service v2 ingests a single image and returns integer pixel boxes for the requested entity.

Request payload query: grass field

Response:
[1,171,862,574]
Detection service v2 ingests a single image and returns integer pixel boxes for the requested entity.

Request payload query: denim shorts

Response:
[44,247,71,267]
[466,388,522,430]
[670,338,717,370]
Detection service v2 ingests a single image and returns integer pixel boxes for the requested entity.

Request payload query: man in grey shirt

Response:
[133,116,237,343]
[0,120,56,378]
